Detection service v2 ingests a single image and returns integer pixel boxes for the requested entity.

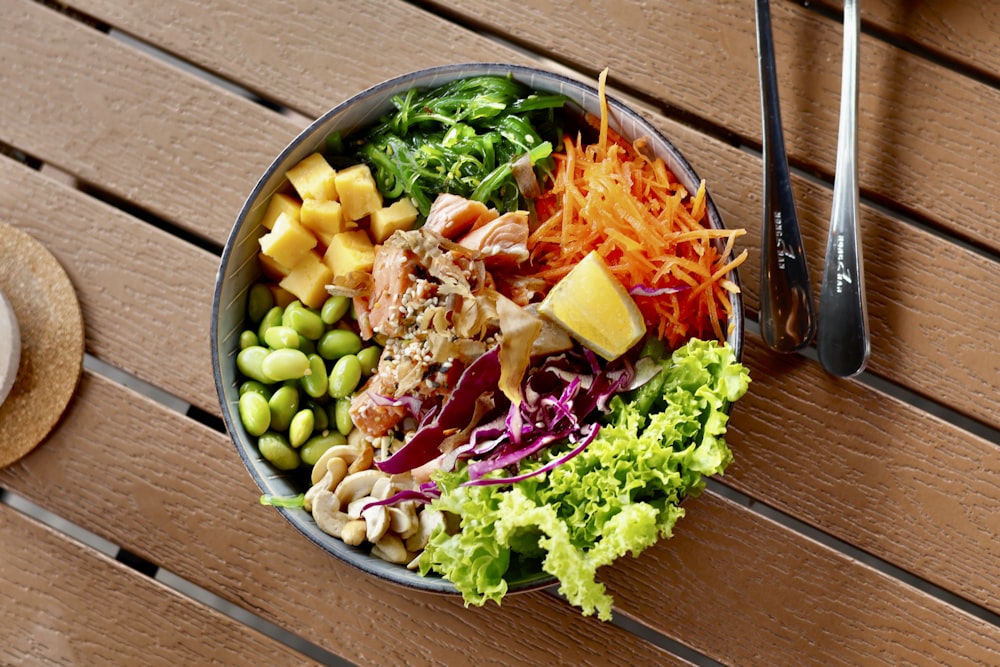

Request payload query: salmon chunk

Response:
[367,243,419,337]
[457,210,530,266]
[424,193,497,239]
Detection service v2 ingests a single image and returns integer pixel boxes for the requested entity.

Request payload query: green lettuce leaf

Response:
[418,338,750,620]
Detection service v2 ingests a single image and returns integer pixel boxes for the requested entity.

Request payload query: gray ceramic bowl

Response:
[211,63,744,595]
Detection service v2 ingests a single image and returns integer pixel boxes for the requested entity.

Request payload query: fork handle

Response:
[755,0,816,352]
[818,0,869,377]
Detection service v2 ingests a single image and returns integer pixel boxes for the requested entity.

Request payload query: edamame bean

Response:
[356,345,381,376]
[261,348,311,381]
[334,396,354,436]
[297,337,316,356]
[257,305,284,342]
[304,399,329,432]
[247,283,274,323]
[318,329,362,360]
[258,432,300,471]
[239,380,272,400]
[238,391,270,436]
[268,385,300,432]
[282,302,325,340]
[263,325,300,350]
[320,295,350,325]
[328,354,362,399]
[299,353,329,399]
[300,432,347,467]
[239,330,259,350]
[288,409,315,448]
[236,346,275,384]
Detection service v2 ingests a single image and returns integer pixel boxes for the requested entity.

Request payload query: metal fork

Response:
[755,0,816,353]
[818,0,869,377]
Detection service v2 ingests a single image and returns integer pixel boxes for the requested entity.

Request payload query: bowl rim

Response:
[211,61,744,596]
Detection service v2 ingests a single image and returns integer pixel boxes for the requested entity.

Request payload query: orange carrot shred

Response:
[526,73,747,347]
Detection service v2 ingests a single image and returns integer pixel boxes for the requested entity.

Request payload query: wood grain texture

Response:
[812,0,1000,78]
[0,0,303,247]
[2,372,997,665]
[0,158,219,415]
[0,372,690,667]
[604,492,1000,666]
[728,334,1000,614]
[0,504,316,665]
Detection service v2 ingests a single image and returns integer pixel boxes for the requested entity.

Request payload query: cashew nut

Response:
[362,504,390,542]
[405,507,444,552]
[371,533,408,564]
[311,490,350,539]
[334,469,383,507]
[388,504,418,539]
[341,519,367,546]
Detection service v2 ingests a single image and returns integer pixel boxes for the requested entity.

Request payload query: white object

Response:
[0,286,20,407]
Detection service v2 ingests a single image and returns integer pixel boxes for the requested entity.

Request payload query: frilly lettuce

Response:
[418,338,750,620]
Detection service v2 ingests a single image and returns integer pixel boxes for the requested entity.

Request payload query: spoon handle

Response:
[755,0,816,352]
[818,0,869,377]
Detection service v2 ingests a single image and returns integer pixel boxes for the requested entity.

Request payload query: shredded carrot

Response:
[527,75,747,347]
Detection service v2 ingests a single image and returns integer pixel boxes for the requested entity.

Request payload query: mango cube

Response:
[259,212,317,268]
[370,199,418,243]
[260,192,301,230]
[286,153,338,202]
[334,164,383,222]
[300,199,356,247]
[257,252,290,280]
[279,250,334,309]
[323,230,376,279]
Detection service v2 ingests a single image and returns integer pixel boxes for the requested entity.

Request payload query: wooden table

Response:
[2,1,998,664]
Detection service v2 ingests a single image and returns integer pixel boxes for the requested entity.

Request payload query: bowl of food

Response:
[212,63,750,620]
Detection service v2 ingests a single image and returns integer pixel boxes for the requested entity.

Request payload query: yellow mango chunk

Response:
[323,230,375,279]
[370,198,418,243]
[334,164,383,222]
[258,252,290,281]
[259,212,317,268]
[300,199,356,247]
[286,153,339,202]
[538,251,646,361]
[279,250,334,309]
[260,193,301,230]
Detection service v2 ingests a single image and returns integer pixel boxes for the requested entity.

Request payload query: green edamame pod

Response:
[248,284,274,323]
[268,385,300,432]
[334,396,354,436]
[320,295,350,325]
[356,345,381,376]
[283,302,325,340]
[299,353,329,398]
[300,432,347,467]
[318,329,363,361]
[257,305,284,342]
[263,325,300,350]
[236,346,275,384]
[261,348,311,381]
[239,380,273,400]
[328,354,362,399]
[257,431,300,471]
[288,409,315,448]
[239,330,259,350]
[238,391,270,436]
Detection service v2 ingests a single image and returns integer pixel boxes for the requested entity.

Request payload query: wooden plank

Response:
[0,158,219,416]
[605,492,1000,666]
[727,335,1000,615]
[812,0,1000,78]
[0,372,691,666]
[2,372,997,665]
[0,503,316,665]
[0,0,303,247]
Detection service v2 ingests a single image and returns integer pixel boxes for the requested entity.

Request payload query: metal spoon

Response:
[818,0,869,377]
[755,0,816,352]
